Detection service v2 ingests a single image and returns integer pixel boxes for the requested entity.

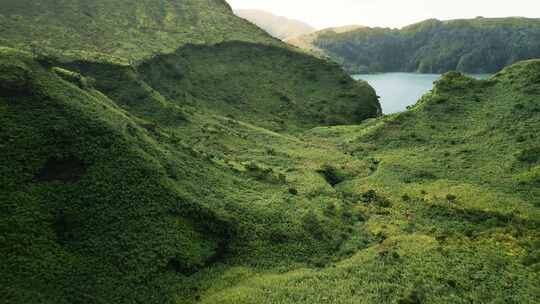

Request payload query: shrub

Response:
[399,290,422,304]
[517,147,540,164]
[266,148,277,155]
[302,211,325,240]
[288,188,298,195]
[361,190,378,202]
[317,164,345,187]
[516,135,527,143]
[324,203,337,216]
[446,194,457,203]
[243,162,282,183]
[361,189,392,208]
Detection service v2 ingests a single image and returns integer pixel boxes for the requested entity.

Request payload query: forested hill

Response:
[289,17,540,73]
[0,0,278,62]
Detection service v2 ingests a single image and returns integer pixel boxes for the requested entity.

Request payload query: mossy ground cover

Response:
[0,45,380,303]
[0,0,277,62]
[1,1,539,303]
[170,62,540,303]
[1,48,539,304]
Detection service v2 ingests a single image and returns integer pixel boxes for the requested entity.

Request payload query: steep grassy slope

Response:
[289,17,540,73]
[0,1,380,303]
[0,0,381,129]
[0,46,376,303]
[137,42,379,131]
[234,9,316,40]
[174,60,540,303]
[2,30,539,304]
[0,48,237,303]
[0,0,275,62]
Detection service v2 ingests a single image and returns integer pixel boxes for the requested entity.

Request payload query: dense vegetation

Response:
[234,9,316,40]
[290,17,540,74]
[1,1,539,304]
[0,0,277,62]
[183,59,540,304]
[0,0,381,303]
[0,45,377,303]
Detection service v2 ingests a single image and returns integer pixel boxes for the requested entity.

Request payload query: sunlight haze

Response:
[227,0,540,29]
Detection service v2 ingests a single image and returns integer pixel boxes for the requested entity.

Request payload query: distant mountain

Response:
[289,17,540,73]
[286,25,366,57]
[234,9,316,40]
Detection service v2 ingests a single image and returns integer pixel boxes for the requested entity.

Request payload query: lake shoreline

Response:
[353,73,490,114]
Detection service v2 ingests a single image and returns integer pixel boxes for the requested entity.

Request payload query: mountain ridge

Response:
[0,0,279,62]
[289,17,540,73]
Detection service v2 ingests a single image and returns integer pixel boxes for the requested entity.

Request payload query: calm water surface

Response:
[353,73,490,114]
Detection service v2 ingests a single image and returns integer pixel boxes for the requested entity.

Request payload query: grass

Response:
[0,42,379,303]
[172,62,540,303]
[2,51,538,303]
[1,1,539,303]
[0,0,278,62]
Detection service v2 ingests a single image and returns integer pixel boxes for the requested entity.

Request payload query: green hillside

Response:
[1,1,539,304]
[0,0,276,62]
[0,0,381,130]
[184,59,540,304]
[0,47,234,303]
[0,45,376,303]
[0,0,381,303]
[3,50,539,304]
[289,17,540,74]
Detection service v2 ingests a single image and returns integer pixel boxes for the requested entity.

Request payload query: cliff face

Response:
[290,17,540,74]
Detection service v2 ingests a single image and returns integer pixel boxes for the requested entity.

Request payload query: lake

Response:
[352,73,490,114]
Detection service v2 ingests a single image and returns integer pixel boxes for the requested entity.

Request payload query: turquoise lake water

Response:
[353,73,490,114]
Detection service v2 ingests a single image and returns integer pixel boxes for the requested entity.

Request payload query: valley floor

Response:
[172,67,540,303]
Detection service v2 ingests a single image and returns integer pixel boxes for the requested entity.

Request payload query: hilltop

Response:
[0,0,380,130]
[289,17,540,73]
[0,0,276,62]
[235,9,316,40]
[286,25,365,57]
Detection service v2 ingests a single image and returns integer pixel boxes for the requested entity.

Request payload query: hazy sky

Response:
[227,0,540,29]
